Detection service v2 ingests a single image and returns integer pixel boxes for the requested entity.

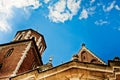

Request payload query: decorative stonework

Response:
[11,42,32,77]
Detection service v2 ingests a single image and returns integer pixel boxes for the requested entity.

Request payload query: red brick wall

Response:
[28,30,46,56]
[17,44,41,74]
[116,74,120,80]
[0,41,29,77]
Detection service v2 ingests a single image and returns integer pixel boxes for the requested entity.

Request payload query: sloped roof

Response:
[78,44,106,65]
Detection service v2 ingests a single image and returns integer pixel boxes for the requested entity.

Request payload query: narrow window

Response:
[39,45,42,52]
[18,34,23,40]
[83,56,85,60]
[17,32,25,40]
[4,48,14,58]
[81,51,86,61]
[0,63,3,69]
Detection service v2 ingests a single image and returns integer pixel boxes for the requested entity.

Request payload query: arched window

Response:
[4,48,14,58]
[81,51,86,54]
[81,51,86,61]
[90,59,97,63]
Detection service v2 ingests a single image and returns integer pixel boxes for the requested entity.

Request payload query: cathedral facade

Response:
[0,29,120,80]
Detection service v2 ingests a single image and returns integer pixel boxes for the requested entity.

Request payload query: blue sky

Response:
[0,0,120,66]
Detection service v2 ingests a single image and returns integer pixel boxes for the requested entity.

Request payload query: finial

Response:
[72,54,79,61]
[48,56,53,64]
[113,56,120,61]
[82,43,85,47]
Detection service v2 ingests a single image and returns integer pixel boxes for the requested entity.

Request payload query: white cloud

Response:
[79,9,88,20]
[0,19,11,32]
[0,0,41,32]
[79,6,96,20]
[95,20,108,26]
[115,5,120,10]
[67,0,81,15]
[48,0,81,23]
[114,27,120,31]
[90,0,95,4]
[87,7,96,15]
[44,0,50,4]
[103,1,116,12]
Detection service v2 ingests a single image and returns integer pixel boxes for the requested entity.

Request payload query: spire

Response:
[82,43,85,47]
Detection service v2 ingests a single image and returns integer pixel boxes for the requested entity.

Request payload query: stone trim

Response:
[36,37,42,47]
[11,42,32,77]
[38,62,112,79]
[24,31,31,39]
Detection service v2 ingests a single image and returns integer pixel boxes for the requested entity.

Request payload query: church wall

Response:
[37,65,113,80]
[0,41,30,78]
[11,61,114,80]
[17,42,42,74]
[11,66,113,80]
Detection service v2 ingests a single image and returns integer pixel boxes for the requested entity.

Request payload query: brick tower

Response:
[13,29,46,55]
[0,29,46,80]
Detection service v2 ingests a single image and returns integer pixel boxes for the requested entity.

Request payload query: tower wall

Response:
[0,41,30,78]
[0,29,46,79]
[13,29,46,56]
[17,44,41,74]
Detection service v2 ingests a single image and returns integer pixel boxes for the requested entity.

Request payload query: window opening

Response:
[31,36,36,41]
[39,45,42,52]
[18,35,23,40]
[0,63,3,69]
[90,59,97,63]
[4,48,14,58]
[81,51,86,61]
